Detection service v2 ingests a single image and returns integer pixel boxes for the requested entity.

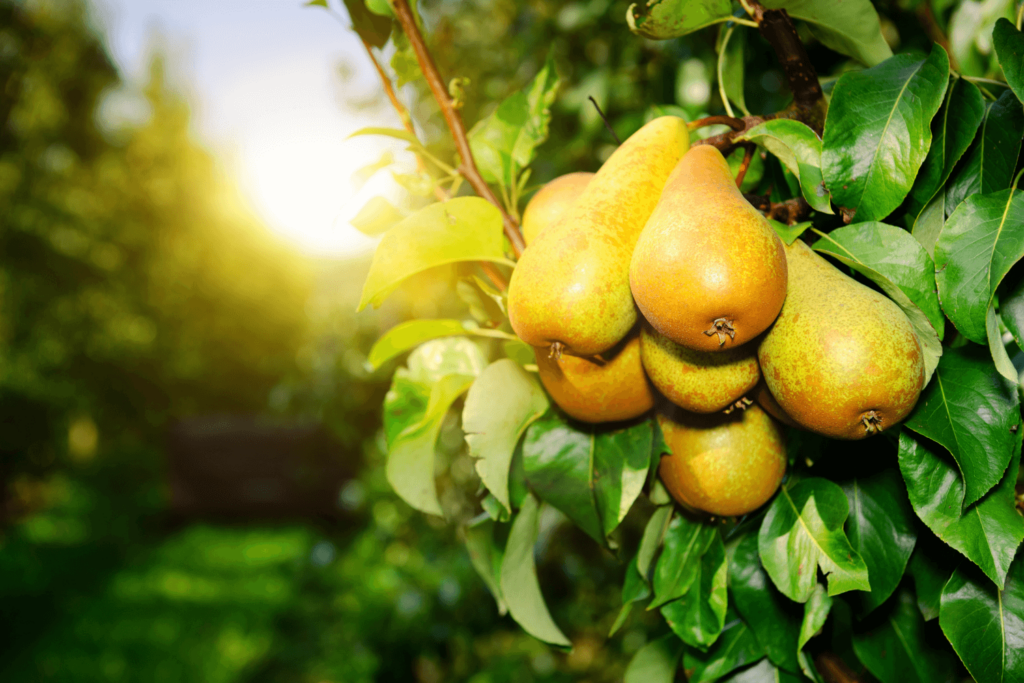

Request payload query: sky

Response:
[89,0,404,257]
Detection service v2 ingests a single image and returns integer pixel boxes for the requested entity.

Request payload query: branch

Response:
[735,144,755,187]
[815,652,868,683]
[390,0,527,259]
[917,2,960,72]
[742,193,812,224]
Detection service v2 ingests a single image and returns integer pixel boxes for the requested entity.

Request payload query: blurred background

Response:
[0,0,997,680]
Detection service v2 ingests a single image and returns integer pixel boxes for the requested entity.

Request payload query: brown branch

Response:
[815,652,867,683]
[390,0,527,259]
[735,144,755,187]
[917,2,960,72]
[689,115,746,132]
[742,192,811,224]
[589,96,621,144]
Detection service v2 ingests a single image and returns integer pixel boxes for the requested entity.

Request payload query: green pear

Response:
[758,239,925,439]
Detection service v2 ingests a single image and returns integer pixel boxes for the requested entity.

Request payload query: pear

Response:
[640,322,759,413]
[657,404,786,517]
[630,145,787,352]
[758,239,925,439]
[751,379,799,429]
[535,328,654,423]
[508,116,690,357]
[522,172,594,245]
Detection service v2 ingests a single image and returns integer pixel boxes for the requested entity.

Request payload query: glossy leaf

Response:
[638,505,674,582]
[841,469,918,614]
[813,222,945,380]
[465,519,507,615]
[853,588,956,683]
[797,583,832,681]
[758,478,871,602]
[940,552,1024,683]
[464,360,549,513]
[944,90,1024,215]
[769,219,812,246]
[684,610,766,683]
[906,77,985,224]
[624,633,683,683]
[468,55,560,190]
[350,195,404,236]
[994,18,1024,104]
[651,513,716,608]
[729,533,802,673]
[739,119,832,213]
[913,192,946,259]
[611,553,651,636]
[626,0,733,39]
[935,187,1024,345]
[719,658,804,683]
[1001,271,1024,349]
[897,429,1024,588]
[358,198,511,310]
[338,0,391,48]
[987,304,1018,382]
[400,336,489,385]
[903,342,1019,508]
[907,533,958,621]
[523,412,653,543]
[347,126,420,145]
[499,493,571,647]
[761,0,892,66]
[822,46,950,222]
[661,534,728,650]
[368,319,513,370]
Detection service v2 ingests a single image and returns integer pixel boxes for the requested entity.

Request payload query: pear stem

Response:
[390,0,526,259]
[735,144,755,188]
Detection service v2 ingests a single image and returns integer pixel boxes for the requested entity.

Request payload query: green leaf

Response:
[522,412,653,543]
[350,195,404,236]
[638,505,674,582]
[758,478,871,602]
[611,553,651,636]
[651,513,716,608]
[625,0,733,39]
[940,552,1024,683]
[1000,267,1024,351]
[347,126,421,145]
[339,0,391,48]
[994,17,1024,105]
[906,78,985,224]
[718,24,749,116]
[661,534,729,650]
[987,303,1018,382]
[944,90,1024,215]
[935,186,1024,345]
[761,0,892,66]
[907,533,957,621]
[719,659,805,683]
[624,633,683,683]
[398,336,489,385]
[738,119,832,214]
[813,223,945,379]
[729,534,802,673]
[897,429,1024,588]
[797,583,832,681]
[465,519,507,615]
[768,219,813,246]
[903,342,1019,509]
[368,319,511,370]
[358,197,511,310]
[463,360,548,513]
[499,492,571,647]
[390,22,420,87]
[913,192,946,259]
[853,588,956,683]
[684,610,766,683]
[352,150,395,189]
[841,470,917,615]
[385,373,475,516]
[822,46,950,222]
[468,55,560,190]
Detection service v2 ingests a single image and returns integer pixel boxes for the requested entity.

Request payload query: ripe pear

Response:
[535,328,654,423]
[640,322,759,413]
[657,404,786,517]
[751,379,799,429]
[757,239,925,440]
[522,172,594,245]
[508,117,690,357]
[630,145,787,352]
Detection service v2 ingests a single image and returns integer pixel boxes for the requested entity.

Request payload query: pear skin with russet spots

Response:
[757,239,925,440]
[508,116,690,358]
[630,145,787,352]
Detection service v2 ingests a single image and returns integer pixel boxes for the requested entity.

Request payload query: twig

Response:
[735,144,755,187]
[917,2,960,72]
[589,96,621,144]
[741,192,811,224]
[752,4,827,131]
[689,115,746,132]
[390,0,527,259]
[815,652,867,683]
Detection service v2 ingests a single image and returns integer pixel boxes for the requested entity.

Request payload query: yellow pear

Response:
[522,172,594,245]
[630,145,787,352]
[640,322,759,413]
[657,405,786,517]
[535,328,654,423]
[751,379,799,429]
[508,117,690,357]
[757,239,925,439]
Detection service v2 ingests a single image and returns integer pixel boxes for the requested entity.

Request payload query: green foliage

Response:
[625,0,734,40]
[760,0,892,66]
[739,119,832,214]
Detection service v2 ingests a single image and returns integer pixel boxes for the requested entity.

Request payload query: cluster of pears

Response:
[506,117,927,517]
